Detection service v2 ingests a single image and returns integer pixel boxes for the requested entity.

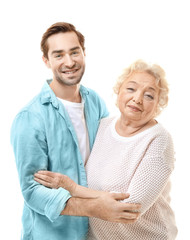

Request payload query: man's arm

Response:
[61,193,140,224]
[34,171,141,223]
[11,111,71,222]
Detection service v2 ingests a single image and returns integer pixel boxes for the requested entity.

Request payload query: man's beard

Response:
[54,66,85,86]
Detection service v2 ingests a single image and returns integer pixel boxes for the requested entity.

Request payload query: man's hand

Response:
[34,171,141,223]
[90,192,141,223]
[61,192,141,224]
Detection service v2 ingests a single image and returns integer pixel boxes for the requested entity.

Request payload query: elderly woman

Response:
[34,60,178,239]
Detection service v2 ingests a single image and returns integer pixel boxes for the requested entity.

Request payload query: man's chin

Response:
[56,77,82,86]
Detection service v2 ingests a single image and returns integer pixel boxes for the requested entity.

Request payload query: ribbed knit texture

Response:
[85,117,177,240]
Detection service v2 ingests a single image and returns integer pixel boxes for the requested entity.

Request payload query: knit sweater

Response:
[85,117,178,240]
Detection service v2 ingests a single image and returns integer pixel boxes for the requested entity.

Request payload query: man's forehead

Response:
[47,32,81,52]
[48,32,79,45]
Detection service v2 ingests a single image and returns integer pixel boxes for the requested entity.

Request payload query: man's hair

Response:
[41,22,85,59]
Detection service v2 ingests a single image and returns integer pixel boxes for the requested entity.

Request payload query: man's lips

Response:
[127,105,142,112]
[61,69,79,74]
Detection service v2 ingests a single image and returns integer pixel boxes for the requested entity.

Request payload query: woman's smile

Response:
[127,105,142,112]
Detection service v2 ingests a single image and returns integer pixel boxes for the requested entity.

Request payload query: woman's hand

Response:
[34,171,77,195]
[34,170,109,199]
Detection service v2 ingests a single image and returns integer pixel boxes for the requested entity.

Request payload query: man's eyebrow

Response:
[51,47,81,55]
[51,50,64,55]
[70,46,81,51]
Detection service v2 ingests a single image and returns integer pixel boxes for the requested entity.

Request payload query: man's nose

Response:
[64,54,75,68]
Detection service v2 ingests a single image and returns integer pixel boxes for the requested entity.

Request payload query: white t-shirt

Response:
[58,98,90,164]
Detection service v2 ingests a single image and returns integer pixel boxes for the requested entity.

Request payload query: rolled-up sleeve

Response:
[11,111,71,222]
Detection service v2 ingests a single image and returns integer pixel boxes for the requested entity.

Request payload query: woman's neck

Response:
[115,117,157,137]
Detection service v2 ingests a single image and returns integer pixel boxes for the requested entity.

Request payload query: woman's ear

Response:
[115,94,119,108]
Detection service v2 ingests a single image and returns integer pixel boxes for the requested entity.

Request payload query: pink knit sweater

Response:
[85,117,177,240]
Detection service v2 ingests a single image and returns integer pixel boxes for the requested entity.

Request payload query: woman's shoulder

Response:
[99,116,116,127]
[151,122,173,140]
[95,116,116,136]
[146,123,174,155]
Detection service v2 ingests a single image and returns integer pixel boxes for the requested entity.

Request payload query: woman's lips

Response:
[128,105,142,112]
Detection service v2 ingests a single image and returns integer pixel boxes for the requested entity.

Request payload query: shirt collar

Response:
[40,80,89,108]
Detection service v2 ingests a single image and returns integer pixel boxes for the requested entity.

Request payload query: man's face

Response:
[44,32,85,86]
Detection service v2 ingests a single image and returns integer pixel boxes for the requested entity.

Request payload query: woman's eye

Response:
[145,94,154,100]
[127,88,135,92]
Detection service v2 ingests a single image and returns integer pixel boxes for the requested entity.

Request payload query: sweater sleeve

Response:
[123,132,175,215]
[10,111,71,222]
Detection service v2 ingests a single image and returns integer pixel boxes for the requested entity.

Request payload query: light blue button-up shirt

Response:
[11,80,109,240]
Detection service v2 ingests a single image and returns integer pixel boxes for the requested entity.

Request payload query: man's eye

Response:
[56,55,61,58]
[71,51,79,55]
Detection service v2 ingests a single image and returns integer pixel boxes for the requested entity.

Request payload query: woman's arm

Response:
[122,133,175,215]
[34,170,105,198]
[34,171,141,222]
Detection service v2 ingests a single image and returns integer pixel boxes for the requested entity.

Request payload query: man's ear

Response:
[42,56,51,68]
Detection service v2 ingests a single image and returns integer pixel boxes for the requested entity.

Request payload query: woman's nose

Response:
[133,92,143,104]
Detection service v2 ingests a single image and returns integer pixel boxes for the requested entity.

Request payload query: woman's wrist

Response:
[61,175,78,196]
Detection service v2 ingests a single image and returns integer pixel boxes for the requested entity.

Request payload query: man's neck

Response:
[50,79,81,103]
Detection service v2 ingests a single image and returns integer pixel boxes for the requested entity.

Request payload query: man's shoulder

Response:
[17,81,53,115]
[11,94,44,131]
[80,85,107,110]
[13,84,49,125]
[18,93,42,115]
[80,85,102,99]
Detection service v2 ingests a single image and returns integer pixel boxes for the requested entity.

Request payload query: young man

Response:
[11,22,140,240]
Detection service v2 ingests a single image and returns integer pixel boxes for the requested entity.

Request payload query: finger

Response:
[122,203,141,212]
[121,211,140,220]
[34,177,52,188]
[110,192,130,200]
[115,218,138,224]
[37,170,55,177]
[34,173,52,183]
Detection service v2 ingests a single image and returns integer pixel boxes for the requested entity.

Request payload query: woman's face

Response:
[117,71,160,125]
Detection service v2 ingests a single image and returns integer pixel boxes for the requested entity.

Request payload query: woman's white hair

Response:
[113,59,169,116]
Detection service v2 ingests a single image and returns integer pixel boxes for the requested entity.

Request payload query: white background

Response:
[0,0,189,239]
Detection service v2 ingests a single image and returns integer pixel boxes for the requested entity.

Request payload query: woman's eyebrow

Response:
[148,87,156,92]
[127,81,156,91]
